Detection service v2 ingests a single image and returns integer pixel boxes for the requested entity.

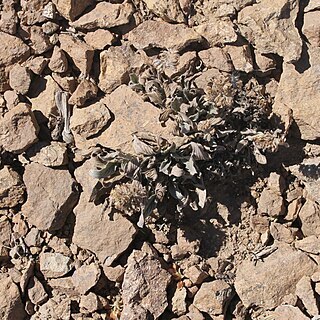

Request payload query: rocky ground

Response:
[0,0,320,319]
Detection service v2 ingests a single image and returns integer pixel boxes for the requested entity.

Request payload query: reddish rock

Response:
[84,29,114,50]
[68,79,98,106]
[9,64,31,95]
[52,0,94,21]
[48,46,69,73]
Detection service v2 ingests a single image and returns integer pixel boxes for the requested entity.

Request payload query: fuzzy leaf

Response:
[132,135,155,156]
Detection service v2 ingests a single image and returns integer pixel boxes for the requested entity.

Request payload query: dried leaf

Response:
[132,135,155,156]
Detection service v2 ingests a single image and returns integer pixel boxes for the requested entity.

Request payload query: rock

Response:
[250,214,269,234]
[30,26,53,55]
[48,277,78,297]
[198,47,232,72]
[9,64,31,95]
[0,217,11,260]
[25,142,68,167]
[32,295,71,319]
[172,287,187,316]
[128,20,202,52]
[303,11,320,47]
[40,252,73,278]
[194,18,237,46]
[193,280,233,316]
[24,228,42,247]
[51,73,77,93]
[0,0,17,34]
[0,273,26,320]
[22,163,78,231]
[24,56,49,75]
[59,34,94,76]
[273,48,320,140]
[73,159,137,265]
[72,263,101,295]
[0,32,30,67]
[305,0,320,12]
[79,292,102,313]
[84,29,114,50]
[19,0,49,25]
[258,188,285,218]
[99,44,148,94]
[3,90,19,110]
[183,265,208,285]
[68,79,98,106]
[295,276,318,317]
[234,243,317,309]
[144,0,185,23]
[103,265,125,283]
[238,0,302,63]
[295,236,320,254]
[176,227,201,255]
[187,305,205,320]
[270,222,295,243]
[28,277,48,305]
[225,44,253,73]
[71,2,134,30]
[0,103,39,153]
[48,46,69,73]
[0,166,25,208]
[271,305,309,320]
[121,250,171,319]
[70,101,111,139]
[52,0,94,21]
[299,200,320,237]
[255,52,277,73]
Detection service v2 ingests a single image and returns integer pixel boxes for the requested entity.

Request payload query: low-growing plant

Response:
[89,62,291,227]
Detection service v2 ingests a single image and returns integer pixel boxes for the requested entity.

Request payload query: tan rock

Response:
[48,46,69,73]
[250,214,269,234]
[198,47,232,72]
[84,29,115,50]
[103,265,125,283]
[22,163,78,231]
[0,32,30,67]
[225,44,253,73]
[40,252,73,278]
[305,0,320,12]
[273,47,320,140]
[238,0,302,63]
[299,200,320,237]
[70,101,111,139]
[34,295,71,319]
[68,79,98,106]
[272,305,309,320]
[72,263,101,295]
[128,20,202,52]
[71,2,134,30]
[24,56,49,75]
[0,273,26,319]
[79,292,101,313]
[0,103,39,153]
[0,166,25,209]
[258,188,285,218]
[172,287,187,316]
[27,277,48,305]
[296,276,319,317]
[163,51,197,78]
[0,0,17,34]
[0,218,11,260]
[176,227,200,256]
[255,52,277,73]
[3,90,19,109]
[234,243,317,309]
[295,235,320,254]
[19,0,49,25]
[187,304,205,320]
[183,265,208,285]
[52,0,94,21]
[30,26,53,54]
[59,34,94,76]
[144,0,185,23]
[121,250,171,319]
[193,280,232,316]
[42,21,60,35]
[194,18,237,46]
[51,73,77,93]
[303,11,320,47]
[48,277,77,297]
[0,67,10,93]
[9,64,31,95]
[270,222,295,243]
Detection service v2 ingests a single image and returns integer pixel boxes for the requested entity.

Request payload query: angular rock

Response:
[128,20,202,52]
[0,103,39,153]
[68,79,98,106]
[255,52,277,73]
[0,273,26,319]
[72,263,101,295]
[273,48,320,140]
[59,34,94,76]
[234,243,317,309]
[271,305,309,320]
[305,0,320,12]
[225,44,253,73]
[22,163,78,231]
[103,265,125,283]
[0,166,25,208]
[303,11,320,47]
[51,73,77,93]
[296,276,318,317]
[295,235,320,254]
[270,222,295,243]
[24,56,49,75]
[52,0,94,21]
[28,277,48,305]
[33,295,71,319]
[48,277,78,297]
[193,280,233,316]
[84,29,114,50]
[121,250,171,319]
[73,159,137,264]
[71,2,134,30]
[299,200,320,237]
[42,21,60,35]
[40,252,72,278]
[0,218,11,260]
[70,101,111,139]
[0,0,17,34]
[79,292,105,314]
[144,0,185,23]
[172,287,187,316]
[258,188,285,218]
[194,18,237,46]
[9,64,31,95]
[238,0,302,62]
[19,0,50,25]
[30,26,53,55]
[183,265,208,285]
[198,47,232,72]
[3,90,19,110]
[48,46,69,73]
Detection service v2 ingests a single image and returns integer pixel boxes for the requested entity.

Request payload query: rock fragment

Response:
[0,166,25,208]
[71,2,134,30]
[0,103,39,153]
[172,287,187,316]
[299,200,320,237]
[144,0,185,23]
[72,263,101,295]
[0,0,17,35]
[68,79,98,106]
[30,26,53,55]
[48,46,69,73]
[295,236,320,254]
[24,56,49,75]
[303,11,320,47]
[272,305,309,320]
[27,277,48,305]
[0,218,12,260]
[193,280,233,316]
[235,243,317,309]
[40,252,73,278]
[121,250,171,319]
[84,29,115,50]
[52,0,94,21]
[128,20,202,52]
[19,0,50,25]
[103,265,125,283]
[22,163,78,231]
[9,64,31,95]
[198,47,232,72]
